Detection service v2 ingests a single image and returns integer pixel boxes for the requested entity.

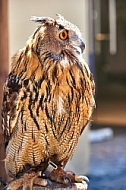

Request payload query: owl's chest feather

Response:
[5,62,94,176]
[24,63,91,137]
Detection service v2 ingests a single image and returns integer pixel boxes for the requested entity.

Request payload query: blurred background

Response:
[0,0,126,189]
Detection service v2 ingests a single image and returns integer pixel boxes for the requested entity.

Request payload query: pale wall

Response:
[8,0,90,175]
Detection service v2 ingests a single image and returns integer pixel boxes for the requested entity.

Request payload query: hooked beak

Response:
[73,40,85,55]
[80,40,85,53]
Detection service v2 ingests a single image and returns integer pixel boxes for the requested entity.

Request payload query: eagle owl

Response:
[1,14,95,189]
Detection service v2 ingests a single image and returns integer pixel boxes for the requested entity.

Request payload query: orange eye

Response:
[59,30,68,40]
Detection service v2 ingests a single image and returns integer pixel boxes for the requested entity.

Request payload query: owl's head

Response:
[30,14,85,63]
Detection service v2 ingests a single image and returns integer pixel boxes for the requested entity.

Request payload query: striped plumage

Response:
[2,15,95,188]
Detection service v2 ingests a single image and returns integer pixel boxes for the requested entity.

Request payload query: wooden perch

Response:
[33,182,88,190]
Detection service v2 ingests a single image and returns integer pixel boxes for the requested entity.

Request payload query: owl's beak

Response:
[80,40,85,53]
[71,40,85,55]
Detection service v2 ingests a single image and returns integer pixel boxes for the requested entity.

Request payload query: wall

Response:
[8,0,90,175]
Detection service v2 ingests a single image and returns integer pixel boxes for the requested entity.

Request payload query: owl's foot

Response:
[6,170,48,190]
[49,167,89,186]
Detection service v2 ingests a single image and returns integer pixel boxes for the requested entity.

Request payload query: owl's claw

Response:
[66,171,89,184]
[5,177,23,190]
[64,176,72,184]
[49,167,89,187]
[76,175,89,185]
[6,170,48,190]
[74,174,89,187]
[65,171,89,190]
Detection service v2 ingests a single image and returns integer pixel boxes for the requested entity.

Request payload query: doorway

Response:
[92,0,126,125]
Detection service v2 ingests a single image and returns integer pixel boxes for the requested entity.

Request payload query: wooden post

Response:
[33,182,88,190]
[0,0,9,182]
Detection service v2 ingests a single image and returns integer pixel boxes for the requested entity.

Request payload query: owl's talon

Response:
[74,174,89,183]
[81,176,89,185]
[6,171,48,190]
[5,178,23,190]
[49,166,89,188]
[63,176,72,185]
[65,171,89,187]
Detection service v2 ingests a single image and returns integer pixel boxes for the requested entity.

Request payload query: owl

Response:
[1,14,95,189]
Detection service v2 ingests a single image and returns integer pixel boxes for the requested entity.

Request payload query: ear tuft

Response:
[29,16,55,25]
[56,14,64,21]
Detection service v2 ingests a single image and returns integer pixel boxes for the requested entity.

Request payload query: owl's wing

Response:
[79,61,95,134]
[1,73,22,147]
[82,60,95,100]
[83,61,95,95]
